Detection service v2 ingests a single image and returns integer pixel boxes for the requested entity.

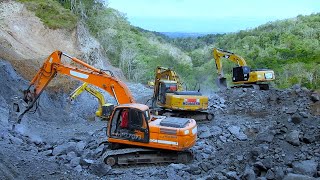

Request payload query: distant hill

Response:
[160,32,210,38]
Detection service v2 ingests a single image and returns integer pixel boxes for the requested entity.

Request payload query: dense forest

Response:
[18,0,320,90]
[169,14,320,89]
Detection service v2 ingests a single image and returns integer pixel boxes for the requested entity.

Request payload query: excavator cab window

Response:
[109,107,149,143]
[232,66,251,82]
[159,82,177,104]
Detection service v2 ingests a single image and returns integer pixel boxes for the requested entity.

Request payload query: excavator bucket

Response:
[8,96,27,128]
[215,77,227,90]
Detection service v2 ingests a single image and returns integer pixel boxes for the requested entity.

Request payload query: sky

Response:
[107,0,320,33]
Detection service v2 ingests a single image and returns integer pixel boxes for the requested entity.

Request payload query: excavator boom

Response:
[16,51,134,123]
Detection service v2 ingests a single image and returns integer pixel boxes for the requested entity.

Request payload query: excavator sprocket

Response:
[102,146,193,166]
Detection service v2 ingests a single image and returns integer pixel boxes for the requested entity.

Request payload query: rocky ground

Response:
[0,1,319,179]
[1,57,320,180]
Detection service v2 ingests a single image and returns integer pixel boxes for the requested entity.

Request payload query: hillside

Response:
[168,14,320,90]
[0,0,123,88]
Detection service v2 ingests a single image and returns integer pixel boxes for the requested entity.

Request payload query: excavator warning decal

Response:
[70,70,89,79]
[183,98,200,105]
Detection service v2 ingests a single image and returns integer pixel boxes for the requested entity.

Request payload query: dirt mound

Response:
[0,1,79,60]
[0,0,125,88]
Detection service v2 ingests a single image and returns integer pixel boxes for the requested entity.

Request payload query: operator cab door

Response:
[158,82,178,104]
[159,82,167,104]
[109,108,149,143]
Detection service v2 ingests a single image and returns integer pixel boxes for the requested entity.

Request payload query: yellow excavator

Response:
[69,82,114,120]
[213,48,275,90]
[151,66,214,121]
[11,51,197,166]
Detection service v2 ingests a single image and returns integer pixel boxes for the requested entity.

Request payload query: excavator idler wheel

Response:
[105,156,117,166]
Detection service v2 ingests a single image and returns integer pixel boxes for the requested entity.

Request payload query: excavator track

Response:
[102,147,193,167]
[155,109,214,122]
[231,83,270,90]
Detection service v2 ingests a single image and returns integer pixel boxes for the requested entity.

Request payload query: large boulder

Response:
[292,160,318,176]
[286,130,300,146]
[52,142,77,156]
[228,126,247,141]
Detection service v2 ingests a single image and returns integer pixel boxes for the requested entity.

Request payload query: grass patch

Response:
[18,0,77,30]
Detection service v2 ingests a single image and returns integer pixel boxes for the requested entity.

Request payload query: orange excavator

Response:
[12,51,197,166]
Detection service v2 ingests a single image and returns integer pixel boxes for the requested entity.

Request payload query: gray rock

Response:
[89,162,112,176]
[299,112,309,118]
[199,126,212,138]
[257,178,267,180]
[254,161,267,171]
[291,114,302,124]
[94,144,105,156]
[80,158,94,166]
[286,106,298,114]
[226,171,240,180]
[0,96,9,125]
[210,126,223,136]
[256,132,274,143]
[219,135,227,143]
[292,84,301,90]
[228,126,248,141]
[286,130,300,146]
[166,168,183,180]
[303,133,316,143]
[199,162,212,172]
[265,169,275,180]
[283,173,316,180]
[76,141,86,152]
[9,136,23,145]
[259,158,272,170]
[66,151,77,161]
[52,142,77,156]
[242,166,256,180]
[40,150,53,156]
[186,164,201,175]
[169,163,187,170]
[273,167,285,180]
[74,165,82,172]
[70,157,81,167]
[292,160,317,176]
[311,93,320,102]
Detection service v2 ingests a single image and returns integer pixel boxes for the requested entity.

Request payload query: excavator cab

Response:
[108,104,150,143]
[232,66,251,82]
[158,80,178,104]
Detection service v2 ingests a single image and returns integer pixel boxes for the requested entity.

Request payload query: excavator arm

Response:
[17,51,135,123]
[69,82,106,105]
[213,48,247,78]
[69,82,109,118]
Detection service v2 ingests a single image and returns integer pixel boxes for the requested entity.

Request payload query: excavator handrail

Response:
[17,51,135,123]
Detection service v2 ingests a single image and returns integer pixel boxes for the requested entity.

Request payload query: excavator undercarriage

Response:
[103,146,193,166]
